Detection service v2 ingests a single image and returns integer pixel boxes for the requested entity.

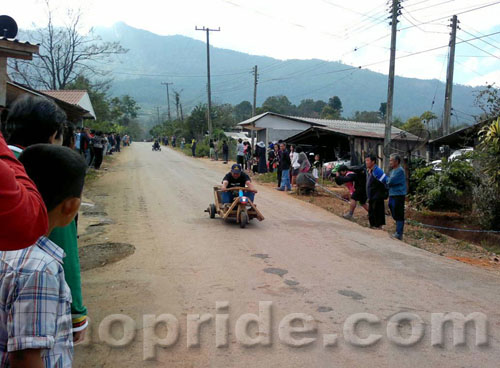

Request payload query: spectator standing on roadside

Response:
[365,154,387,229]
[236,138,245,166]
[115,133,121,152]
[385,154,407,240]
[222,140,229,164]
[74,127,81,153]
[0,131,48,251]
[209,139,215,160]
[290,144,299,187]
[312,154,321,181]
[92,131,107,169]
[275,141,283,187]
[277,143,291,191]
[2,94,89,339]
[191,138,197,157]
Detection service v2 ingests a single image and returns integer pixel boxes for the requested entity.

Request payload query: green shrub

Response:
[413,158,477,210]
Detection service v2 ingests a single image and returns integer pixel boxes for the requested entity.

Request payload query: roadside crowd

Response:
[75,128,130,170]
[231,138,407,241]
[0,94,108,367]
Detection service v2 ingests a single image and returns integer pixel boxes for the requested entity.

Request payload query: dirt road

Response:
[75,143,500,367]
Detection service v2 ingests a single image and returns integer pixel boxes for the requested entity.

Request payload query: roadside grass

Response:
[256,171,277,184]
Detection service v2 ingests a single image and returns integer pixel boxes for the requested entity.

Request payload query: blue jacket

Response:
[386,166,407,196]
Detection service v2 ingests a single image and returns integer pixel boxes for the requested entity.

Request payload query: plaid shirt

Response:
[0,237,73,367]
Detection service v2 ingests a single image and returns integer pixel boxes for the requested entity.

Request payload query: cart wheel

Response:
[209,204,216,218]
[239,211,248,228]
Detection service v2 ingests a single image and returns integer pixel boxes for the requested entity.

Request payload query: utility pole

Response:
[251,65,259,151]
[195,26,220,137]
[443,15,458,136]
[383,0,402,171]
[252,65,258,116]
[161,82,173,121]
[156,106,160,125]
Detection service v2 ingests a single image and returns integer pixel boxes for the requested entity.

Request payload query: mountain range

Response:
[96,22,483,124]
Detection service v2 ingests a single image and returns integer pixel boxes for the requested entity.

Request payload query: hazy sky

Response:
[5,0,500,87]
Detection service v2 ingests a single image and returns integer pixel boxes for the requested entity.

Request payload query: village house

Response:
[239,111,420,165]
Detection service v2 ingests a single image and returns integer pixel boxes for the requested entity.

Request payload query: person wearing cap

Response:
[221,164,257,203]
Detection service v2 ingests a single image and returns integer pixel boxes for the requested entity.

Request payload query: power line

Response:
[460,28,500,52]
[457,37,500,59]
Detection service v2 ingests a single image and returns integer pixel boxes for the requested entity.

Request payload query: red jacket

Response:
[0,132,48,250]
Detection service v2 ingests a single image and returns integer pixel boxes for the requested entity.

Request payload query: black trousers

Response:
[368,198,386,227]
[277,169,282,187]
[94,148,104,169]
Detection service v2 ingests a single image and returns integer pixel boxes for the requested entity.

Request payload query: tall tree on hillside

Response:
[351,111,381,124]
[328,96,343,113]
[260,95,296,115]
[297,99,326,118]
[474,84,500,121]
[187,104,208,139]
[321,96,343,120]
[9,2,127,90]
[401,116,425,134]
[233,101,253,122]
[110,95,140,126]
[379,102,387,120]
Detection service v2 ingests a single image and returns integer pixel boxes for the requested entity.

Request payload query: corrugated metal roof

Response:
[288,116,418,140]
[41,90,88,105]
[0,37,40,46]
[238,111,418,140]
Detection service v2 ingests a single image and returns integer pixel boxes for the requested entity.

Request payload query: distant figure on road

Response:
[385,154,407,240]
[365,154,387,229]
[334,164,368,219]
[191,138,196,157]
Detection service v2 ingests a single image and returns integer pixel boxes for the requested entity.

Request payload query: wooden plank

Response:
[222,198,239,220]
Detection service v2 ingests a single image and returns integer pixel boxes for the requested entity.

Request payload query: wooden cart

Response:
[206,186,264,228]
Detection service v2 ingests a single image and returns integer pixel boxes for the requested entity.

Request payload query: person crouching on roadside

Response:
[335,165,369,219]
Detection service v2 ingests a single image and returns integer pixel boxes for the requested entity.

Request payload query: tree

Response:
[109,95,140,126]
[297,99,326,118]
[233,101,253,122]
[401,116,425,134]
[187,103,208,139]
[379,102,387,120]
[321,105,342,120]
[260,95,296,115]
[351,111,381,124]
[474,84,500,121]
[328,96,343,113]
[9,2,127,90]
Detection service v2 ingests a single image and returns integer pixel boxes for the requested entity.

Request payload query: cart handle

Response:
[220,187,257,193]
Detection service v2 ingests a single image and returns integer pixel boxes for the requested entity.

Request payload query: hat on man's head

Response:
[231,164,242,174]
